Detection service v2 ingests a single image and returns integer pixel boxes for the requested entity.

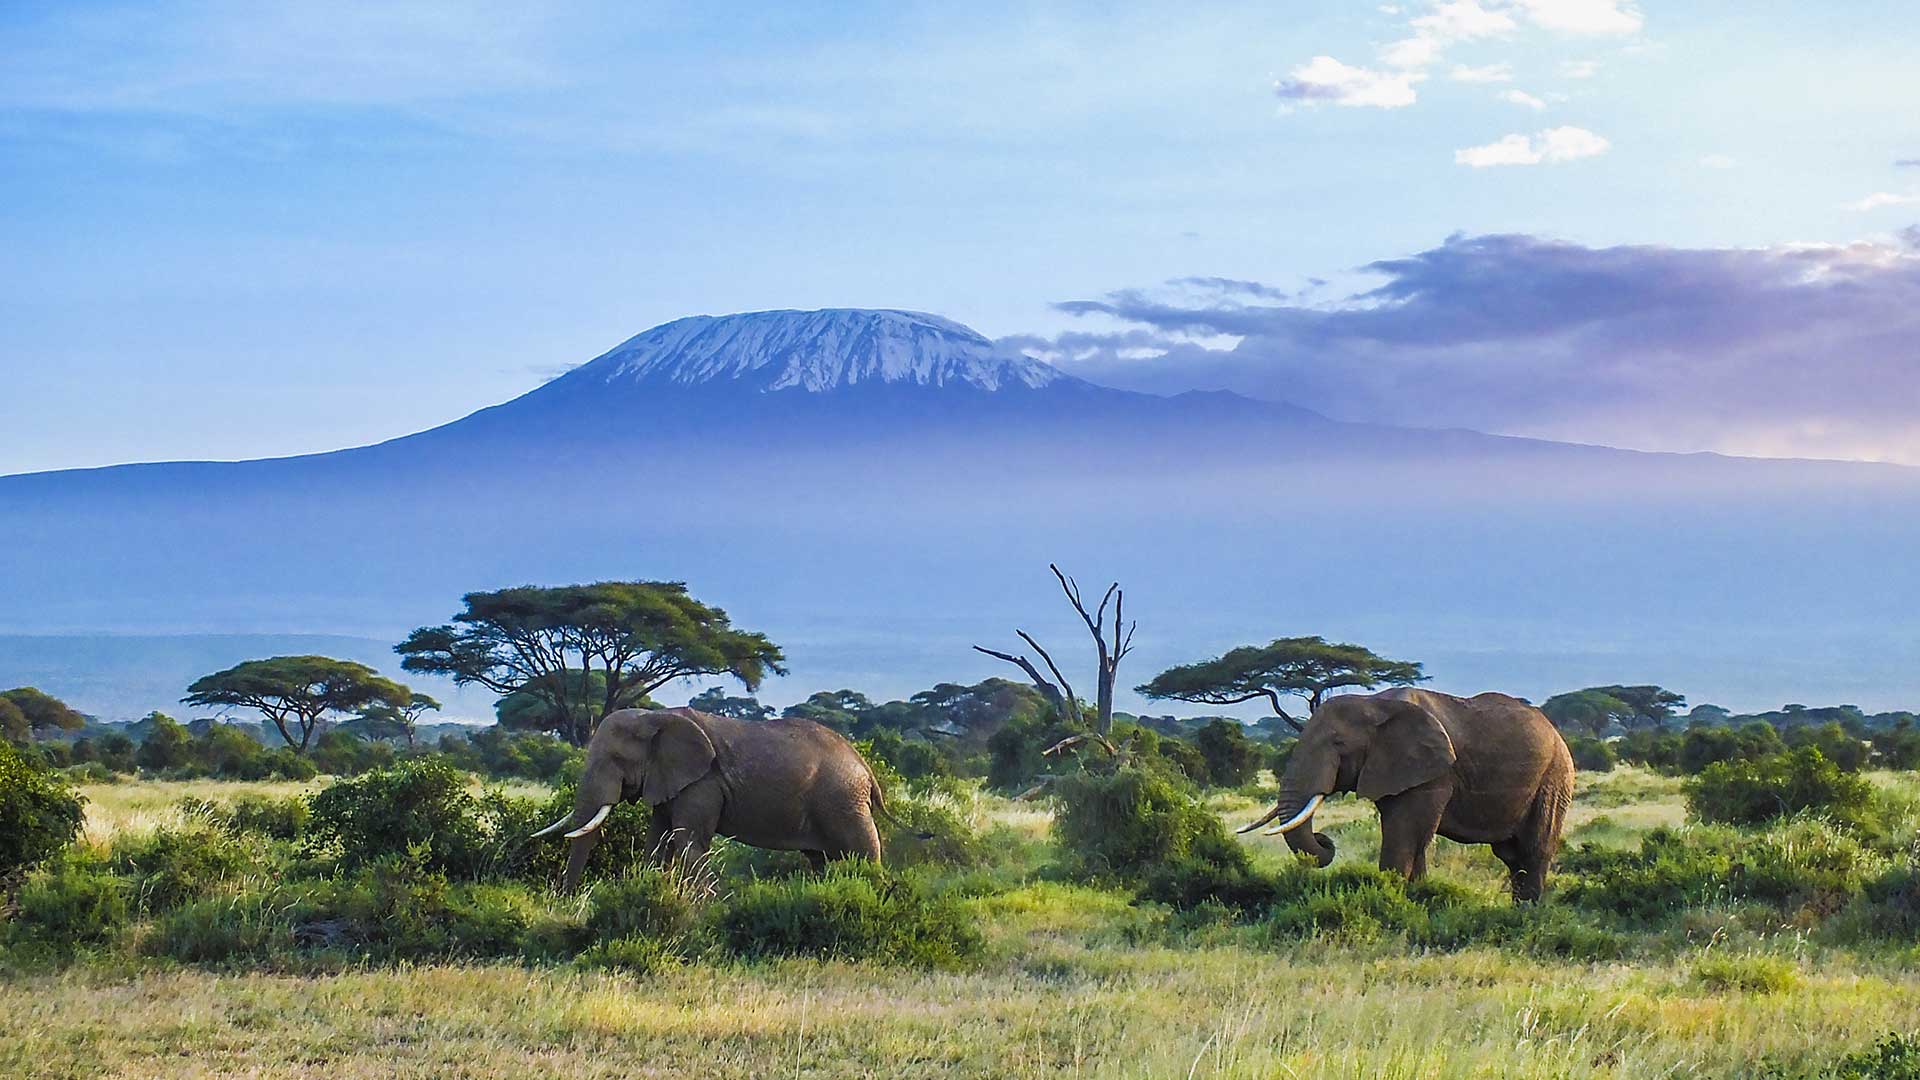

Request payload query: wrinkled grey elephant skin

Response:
[1244,688,1574,903]
[535,708,886,891]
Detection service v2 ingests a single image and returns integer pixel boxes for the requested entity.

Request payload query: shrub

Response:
[304,758,490,878]
[1616,729,1682,772]
[584,867,706,944]
[1561,822,1887,923]
[576,934,680,974]
[8,858,130,948]
[145,893,284,963]
[1560,828,1733,920]
[881,796,987,870]
[1192,720,1264,787]
[1827,1033,1920,1080]
[483,788,657,887]
[0,740,86,878]
[309,730,395,777]
[1248,864,1524,949]
[1693,952,1799,994]
[715,864,981,967]
[1567,736,1618,772]
[1678,722,1783,775]
[1785,722,1870,773]
[108,820,260,912]
[228,793,310,840]
[1685,749,1877,828]
[1050,767,1227,880]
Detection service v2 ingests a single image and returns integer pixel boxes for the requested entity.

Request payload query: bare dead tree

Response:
[973,562,1137,759]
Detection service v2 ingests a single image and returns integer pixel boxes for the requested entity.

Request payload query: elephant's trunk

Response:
[1279,811,1336,867]
[561,831,601,893]
[1261,744,1338,868]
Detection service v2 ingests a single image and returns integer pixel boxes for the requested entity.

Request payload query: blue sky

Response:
[4,1,1919,472]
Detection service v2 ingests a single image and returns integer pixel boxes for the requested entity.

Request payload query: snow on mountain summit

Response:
[571,308,1070,392]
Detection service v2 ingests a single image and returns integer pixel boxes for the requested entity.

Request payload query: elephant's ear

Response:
[641,710,717,805]
[1357,699,1456,801]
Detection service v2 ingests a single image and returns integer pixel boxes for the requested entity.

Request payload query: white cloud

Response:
[1501,89,1548,109]
[1698,153,1737,169]
[1559,59,1601,77]
[1455,125,1609,166]
[1848,191,1920,212]
[1509,0,1644,36]
[1412,0,1518,40]
[1274,56,1424,108]
[1449,62,1513,82]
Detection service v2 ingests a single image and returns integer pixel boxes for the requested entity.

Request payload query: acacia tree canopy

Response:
[1542,684,1685,735]
[2,687,87,739]
[346,692,442,747]
[1135,636,1425,728]
[183,656,412,752]
[396,581,785,746]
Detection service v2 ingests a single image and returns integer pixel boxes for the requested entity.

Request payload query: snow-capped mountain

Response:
[569,308,1070,393]
[6,305,1920,718]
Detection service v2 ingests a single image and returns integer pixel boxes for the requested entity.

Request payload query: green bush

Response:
[1685,749,1877,828]
[1678,722,1784,775]
[8,858,130,948]
[575,934,680,974]
[145,893,284,963]
[585,867,705,944]
[1693,952,1798,994]
[0,740,86,878]
[1192,720,1265,788]
[303,758,490,878]
[881,796,986,870]
[1560,828,1734,920]
[1784,723,1870,773]
[1561,822,1888,923]
[1050,767,1227,880]
[1566,736,1618,772]
[714,864,981,967]
[228,793,311,840]
[1827,1033,1920,1079]
[483,788,657,887]
[108,821,260,912]
[149,851,539,965]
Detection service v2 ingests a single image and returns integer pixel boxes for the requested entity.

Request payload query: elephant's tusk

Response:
[563,803,614,839]
[529,812,575,839]
[1236,802,1286,834]
[1261,794,1325,836]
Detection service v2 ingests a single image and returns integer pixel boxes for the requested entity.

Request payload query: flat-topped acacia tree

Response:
[1137,637,1425,731]
[183,656,413,752]
[396,582,785,746]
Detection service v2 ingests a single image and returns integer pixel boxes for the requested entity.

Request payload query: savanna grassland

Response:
[5,767,1920,1079]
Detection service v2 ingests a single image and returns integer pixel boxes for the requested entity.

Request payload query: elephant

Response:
[1241,687,1574,902]
[530,707,888,891]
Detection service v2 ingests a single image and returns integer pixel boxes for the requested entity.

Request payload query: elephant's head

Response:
[529,708,717,891]
[1240,694,1456,866]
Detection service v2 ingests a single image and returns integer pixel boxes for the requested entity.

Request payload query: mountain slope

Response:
[4,307,1920,714]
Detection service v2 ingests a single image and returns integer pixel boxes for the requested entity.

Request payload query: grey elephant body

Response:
[549,707,884,890]
[1253,687,1574,902]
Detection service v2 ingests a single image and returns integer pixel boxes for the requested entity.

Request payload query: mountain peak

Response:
[564,308,1070,393]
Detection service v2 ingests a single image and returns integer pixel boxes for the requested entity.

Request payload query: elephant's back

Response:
[1465,692,1571,782]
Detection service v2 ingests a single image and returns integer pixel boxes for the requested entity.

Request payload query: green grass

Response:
[4,772,1920,1078]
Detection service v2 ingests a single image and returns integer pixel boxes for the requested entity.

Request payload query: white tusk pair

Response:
[563,803,614,839]
[529,812,574,839]
[1261,794,1325,836]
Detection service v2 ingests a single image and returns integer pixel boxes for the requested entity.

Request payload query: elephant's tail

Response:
[866,768,934,840]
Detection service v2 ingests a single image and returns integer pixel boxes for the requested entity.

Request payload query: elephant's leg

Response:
[819,806,882,864]
[1503,780,1569,904]
[804,850,828,874]
[663,785,723,867]
[645,806,673,864]
[1376,786,1448,880]
[1490,838,1534,902]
